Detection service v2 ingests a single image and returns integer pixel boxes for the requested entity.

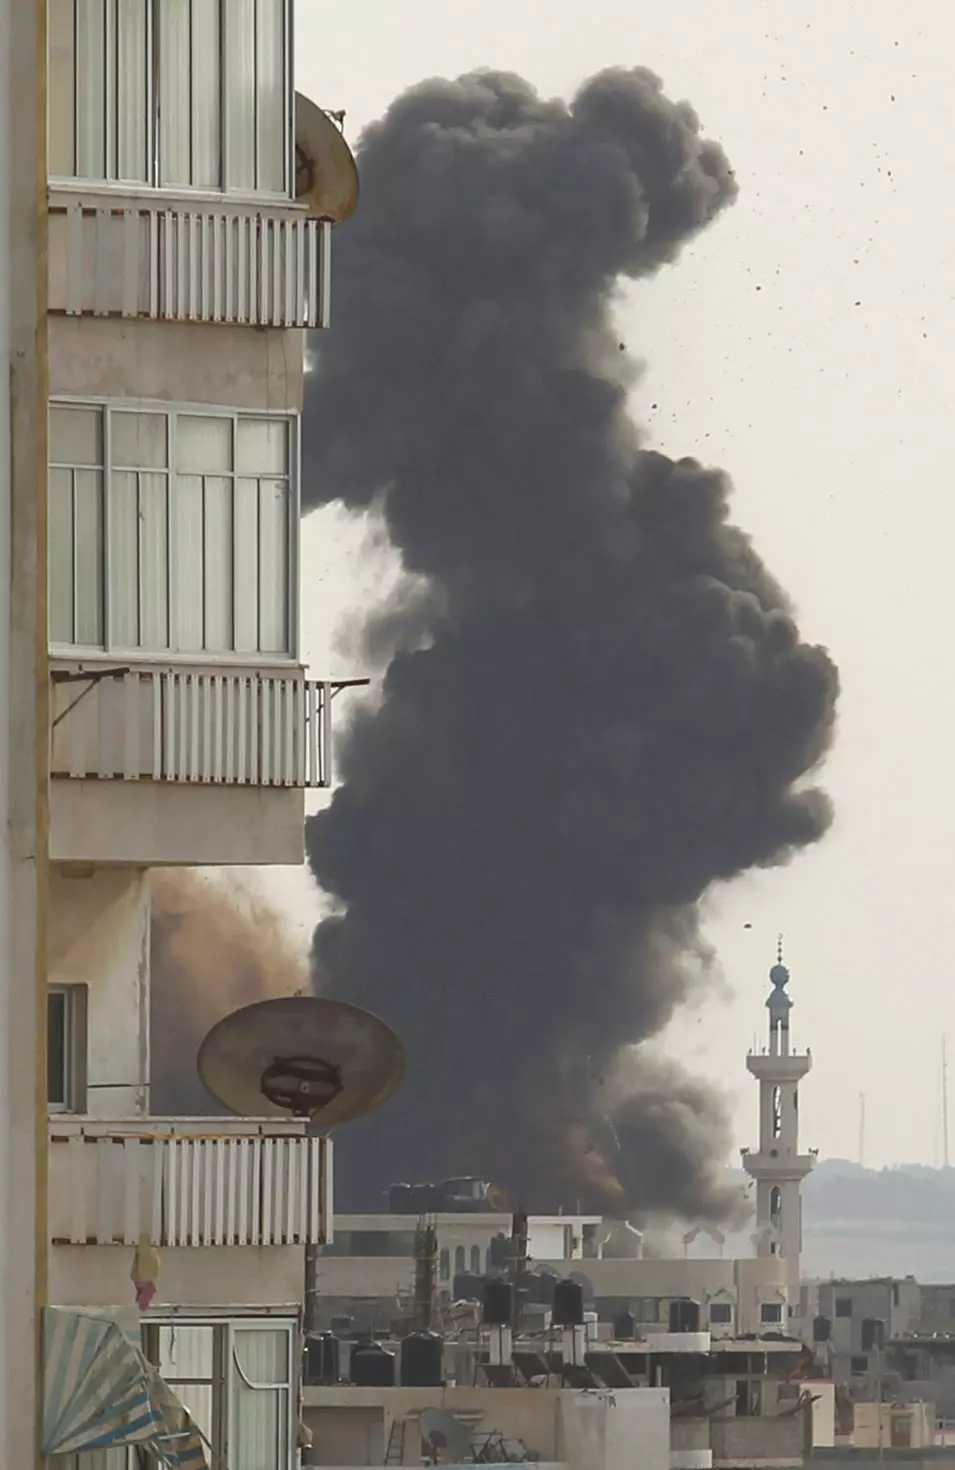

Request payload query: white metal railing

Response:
[50,664,332,787]
[48,195,331,328]
[48,1118,333,1247]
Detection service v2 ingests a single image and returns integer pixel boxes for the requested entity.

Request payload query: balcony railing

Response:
[50,663,332,788]
[49,1118,332,1248]
[48,192,331,328]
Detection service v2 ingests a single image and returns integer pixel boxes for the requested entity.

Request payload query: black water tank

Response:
[813,1315,831,1343]
[453,1272,483,1302]
[482,1278,513,1326]
[350,1342,396,1387]
[861,1318,885,1352]
[388,1183,414,1212]
[669,1298,701,1333]
[304,1333,340,1385]
[553,1279,585,1328]
[613,1311,636,1340]
[400,1331,444,1387]
[488,1234,510,1270]
[408,1183,438,1213]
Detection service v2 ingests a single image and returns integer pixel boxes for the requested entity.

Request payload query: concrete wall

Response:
[709,1414,805,1467]
[50,864,149,1115]
[0,3,47,1465]
[302,1385,670,1470]
[806,1382,837,1448]
[561,1387,670,1470]
[916,1287,955,1332]
[316,1256,415,1301]
[49,316,303,410]
[50,1243,305,1309]
[50,781,306,867]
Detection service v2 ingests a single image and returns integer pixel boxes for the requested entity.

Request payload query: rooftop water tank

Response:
[400,1331,443,1388]
[482,1279,513,1326]
[350,1342,396,1388]
[553,1279,585,1328]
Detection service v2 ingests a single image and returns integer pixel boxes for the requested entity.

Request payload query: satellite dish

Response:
[196,996,404,1125]
[295,93,359,224]
[418,1408,473,1465]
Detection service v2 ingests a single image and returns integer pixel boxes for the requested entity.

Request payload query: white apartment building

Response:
[3,3,352,1466]
[315,1212,791,1340]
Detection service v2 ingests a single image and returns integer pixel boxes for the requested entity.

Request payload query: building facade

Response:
[314,1212,791,1340]
[28,3,350,1466]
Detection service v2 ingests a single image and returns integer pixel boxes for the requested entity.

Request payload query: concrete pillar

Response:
[0,0,48,1463]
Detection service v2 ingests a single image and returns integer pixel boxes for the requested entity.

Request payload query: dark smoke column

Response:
[302,68,838,1217]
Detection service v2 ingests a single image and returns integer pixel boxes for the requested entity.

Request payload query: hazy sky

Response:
[263,0,953,1172]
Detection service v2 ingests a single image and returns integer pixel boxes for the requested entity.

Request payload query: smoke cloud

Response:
[301,66,838,1217]
[150,871,308,1116]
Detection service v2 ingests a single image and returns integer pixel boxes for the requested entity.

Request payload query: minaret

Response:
[742,939,814,1300]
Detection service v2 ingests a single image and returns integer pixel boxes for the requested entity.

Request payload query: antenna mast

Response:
[944,1038,950,1169]
[858,1093,866,1168]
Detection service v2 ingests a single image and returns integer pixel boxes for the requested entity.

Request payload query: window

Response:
[709,1302,733,1325]
[453,1246,466,1276]
[49,402,297,658]
[48,985,87,1112]
[770,1186,782,1231]
[439,1249,450,1282]
[772,1085,782,1138]
[760,1302,783,1324]
[48,0,291,195]
[851,1355,869,1374]
[470,1245,481,1274]
[145,1317,295,1470]
[835,1297,853,1318]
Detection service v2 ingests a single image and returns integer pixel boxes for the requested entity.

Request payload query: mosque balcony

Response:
[745,1052,811,1082]
[48,1117,333,1248]
[741,1150,816,1182]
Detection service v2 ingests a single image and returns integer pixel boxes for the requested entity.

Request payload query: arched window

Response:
[770,1186,782,1231]
[470,1245,481,1274]
[454,1246,466,1275]
[772,1087,782,1138]
[439,1249,450,1281]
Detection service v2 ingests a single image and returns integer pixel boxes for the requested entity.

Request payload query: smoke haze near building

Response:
[297,65,839,1217]
[150,871,308,1116]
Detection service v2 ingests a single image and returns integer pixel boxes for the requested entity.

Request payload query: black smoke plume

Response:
[302,68,838,1218]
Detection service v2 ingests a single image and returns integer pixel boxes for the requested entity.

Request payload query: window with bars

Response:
[49,401,297,659]
[48,0,291,196]
[144,1318,295,1470]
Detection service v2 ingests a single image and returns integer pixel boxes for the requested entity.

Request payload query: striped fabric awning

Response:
[43,1308,209,1468]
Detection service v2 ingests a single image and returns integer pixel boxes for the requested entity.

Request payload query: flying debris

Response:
[301,67,838,1218]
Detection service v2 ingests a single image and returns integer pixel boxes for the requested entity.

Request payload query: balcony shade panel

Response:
[42,1307,208,1468]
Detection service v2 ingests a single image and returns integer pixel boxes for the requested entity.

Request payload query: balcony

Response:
[49,1117,332,1248]
[49,192,331,329]
[50,662,332,788]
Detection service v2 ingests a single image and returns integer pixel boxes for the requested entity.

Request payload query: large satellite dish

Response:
[295,93,360,224]
[418,1408,473,1465]
[197,996,404,1126]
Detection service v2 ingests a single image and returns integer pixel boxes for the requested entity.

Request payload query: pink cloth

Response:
[134,1281,157,1310]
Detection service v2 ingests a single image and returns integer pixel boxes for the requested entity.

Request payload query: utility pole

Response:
[0,0,49,1463]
